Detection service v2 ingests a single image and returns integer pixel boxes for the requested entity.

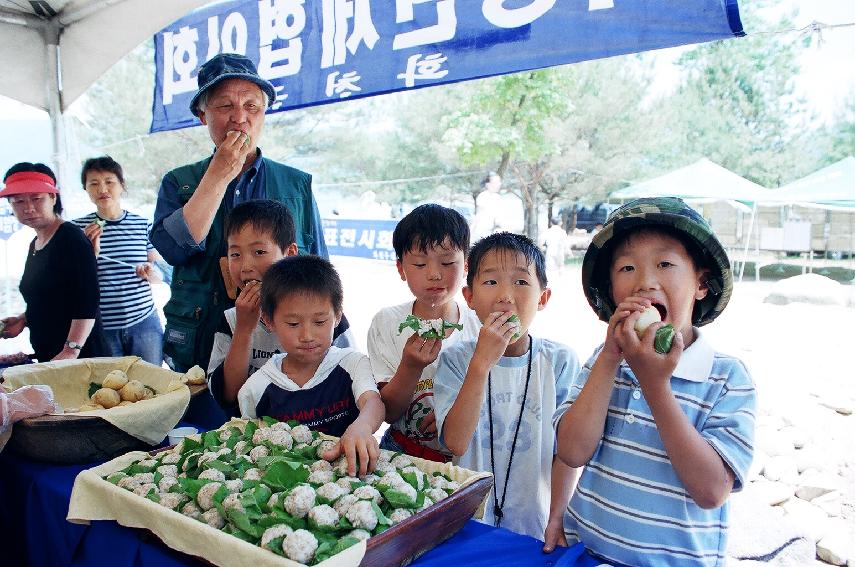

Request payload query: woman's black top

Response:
[19,222,108,361]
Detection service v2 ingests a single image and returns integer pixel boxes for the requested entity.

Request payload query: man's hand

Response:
[471,311,518,370]
[1,315,26,339]
[234,280,262,334]
[327,421,380,477]
[542,516,568,553]
[209,130,254,182]
[400,333,441,372]
[82,222,103,256]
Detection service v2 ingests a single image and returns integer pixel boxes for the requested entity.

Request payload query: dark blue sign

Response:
[323,218,397,260]
[152,0,742,133]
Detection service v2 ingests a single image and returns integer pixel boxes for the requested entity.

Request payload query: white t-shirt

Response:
[433,337,580,540]
[367,300,481,453]
[238,347,377,421]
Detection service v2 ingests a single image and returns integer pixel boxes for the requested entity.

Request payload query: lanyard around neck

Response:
[487,336,533,528]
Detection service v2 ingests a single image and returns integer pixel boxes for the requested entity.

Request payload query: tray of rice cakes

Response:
[68,418,493,567]
[1,356,204,463]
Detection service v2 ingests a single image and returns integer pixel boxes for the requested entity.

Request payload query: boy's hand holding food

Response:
[616,304,683,393]
[472,311,519,370]
[234,279,262,333]
[400,332,441,371]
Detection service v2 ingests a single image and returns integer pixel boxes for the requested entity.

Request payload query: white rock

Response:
[748,451,768,482]
[764,274,848,307]
[818,399,854,416]
[779,425,808,450]
[763,456,799,484]
[781,497,830,542]
[728,490,815,565]
[811,491,843,518]
[757,429,794,458]
[795,450,838,475]
[747,479,795,506]
[795,470,842,501]
[817,526,855,566]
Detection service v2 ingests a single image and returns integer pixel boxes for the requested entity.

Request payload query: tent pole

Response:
[738,203,756,283]
[45,29,71,201]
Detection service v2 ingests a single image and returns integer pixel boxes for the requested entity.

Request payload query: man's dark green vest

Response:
[162,156,315,371]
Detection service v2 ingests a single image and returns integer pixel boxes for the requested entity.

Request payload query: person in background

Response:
[470,172,504,241]
[542,216,569,276]
[73,156,164,365]
[151,53,327,374]
[0,163,107,361]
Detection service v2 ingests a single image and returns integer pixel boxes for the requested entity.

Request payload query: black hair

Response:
[467,232,547,289]
[225,200,296,252]
[392,203,470,260]
[3,161,63,214]
[81,156,125,188]
[261,255,343,319]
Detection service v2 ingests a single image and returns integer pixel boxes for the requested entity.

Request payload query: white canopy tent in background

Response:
[0,0,210,193]
[758,156,855,210]
[610,157,769,207]
[610,158,770,280]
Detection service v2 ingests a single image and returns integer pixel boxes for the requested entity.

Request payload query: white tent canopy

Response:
[610,158,769,207]
[758,156,855,210]
[0,0,210,188]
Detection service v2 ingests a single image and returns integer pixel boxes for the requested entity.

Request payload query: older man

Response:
[151,53,327,373]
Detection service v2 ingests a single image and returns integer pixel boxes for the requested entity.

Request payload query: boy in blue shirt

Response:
[433,232,580,549]
[554,198,756,567]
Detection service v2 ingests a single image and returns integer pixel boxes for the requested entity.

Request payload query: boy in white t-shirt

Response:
[367,204,479,463]
[238,255,384,477]
[433,232,580,549]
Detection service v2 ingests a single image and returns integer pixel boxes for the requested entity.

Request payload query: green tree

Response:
[652,3,819,187]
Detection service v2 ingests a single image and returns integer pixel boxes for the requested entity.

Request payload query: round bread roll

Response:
[120,380,147,402]
[92,388,121,409]
[102,369,129,390]
[118,400,134,407]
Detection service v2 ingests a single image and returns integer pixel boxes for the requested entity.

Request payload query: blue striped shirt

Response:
[73,211,156,330]
[553,332,756,567]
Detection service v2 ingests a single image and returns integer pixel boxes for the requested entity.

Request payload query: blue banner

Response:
[152,0,742,133]
[0,202,22,240]
[323,218,397,260]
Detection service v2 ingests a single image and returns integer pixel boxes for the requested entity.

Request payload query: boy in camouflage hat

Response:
[554,197,756,567]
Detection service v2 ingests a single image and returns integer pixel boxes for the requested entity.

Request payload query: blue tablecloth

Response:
[0,449,599,567]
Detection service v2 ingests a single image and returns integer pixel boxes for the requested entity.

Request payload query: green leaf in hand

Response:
[654,324,675,354]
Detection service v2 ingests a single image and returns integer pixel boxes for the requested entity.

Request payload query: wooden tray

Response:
[7,385,207,464]
[362,476,493,566]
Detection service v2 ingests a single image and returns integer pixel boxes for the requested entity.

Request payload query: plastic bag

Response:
[0,384,60,438]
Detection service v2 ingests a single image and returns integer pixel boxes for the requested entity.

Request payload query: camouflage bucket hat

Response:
[581,197,733,326]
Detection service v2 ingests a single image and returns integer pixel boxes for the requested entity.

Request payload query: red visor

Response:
[0,171,59,197]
